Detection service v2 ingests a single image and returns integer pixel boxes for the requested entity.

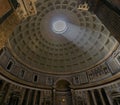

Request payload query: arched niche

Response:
[56,79,71,92]
[55,79,73,105]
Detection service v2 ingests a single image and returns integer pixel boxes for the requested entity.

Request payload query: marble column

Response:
[38,91,41,105]
[86,91,91,105]
[104,89,113,105]
[26,90,31,105]
[52,89,56,105]
[0,81,7,104]
[91,90,97,105]
[3,84,12,105]
[39,91,44,105]
[19,88,26,105]
[71,89,75,105]
[98,89,106,105]
[33,90,37,105]
[0,81,7,91]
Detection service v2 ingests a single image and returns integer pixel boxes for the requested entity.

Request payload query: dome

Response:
[0,0,120,105]
[7,0,117,74]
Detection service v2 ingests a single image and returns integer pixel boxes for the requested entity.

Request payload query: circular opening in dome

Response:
[52,20,67,34]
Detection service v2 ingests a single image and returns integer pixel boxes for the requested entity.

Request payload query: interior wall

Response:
[0,78,120,105]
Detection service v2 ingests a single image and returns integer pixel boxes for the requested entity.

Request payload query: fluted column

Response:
[0,81,7,104]
[3,84,12,105]
[71,89,75,105]
[53,89,56,105]
[44,91,46,105]
[104,89,113,105]
[98,89,106,105]
[33,90,37,105]
[91,90,97,105]
[0,81,7,91]
[26,90,31,105]
[39,91,44,105]
[86,91,91,105]
[39,91,41,105]
[19,88,26,105]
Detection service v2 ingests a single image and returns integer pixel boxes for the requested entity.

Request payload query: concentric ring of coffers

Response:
[8,0,118,74]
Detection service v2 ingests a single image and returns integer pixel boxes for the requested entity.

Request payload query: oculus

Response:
[52,20,68,34]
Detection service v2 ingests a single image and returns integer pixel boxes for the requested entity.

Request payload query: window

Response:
[7,60,14,70]
[34,75,38,82]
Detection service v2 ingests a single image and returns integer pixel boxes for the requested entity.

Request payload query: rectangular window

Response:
[34,75,38,82]
[7,60,13,70]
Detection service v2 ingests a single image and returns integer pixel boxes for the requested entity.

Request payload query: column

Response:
[33,90,37,105]
[0,82,7,91]
[0,81,7,104]
[43,91,45,105]
[98,89,106,105]
[48,90,52,105]
[71,89,75,105]
[39,91,41,105]
[104,89,113,105]
[26,90,31,105]
[3,84,12,105]
[19,88,26,105]
[86,91,91,105]
[39,91,44,105]
[91,90,97,105]
[52,89,56,105]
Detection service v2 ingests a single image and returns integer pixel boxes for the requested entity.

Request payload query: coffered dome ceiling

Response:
[7,0,117,74]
